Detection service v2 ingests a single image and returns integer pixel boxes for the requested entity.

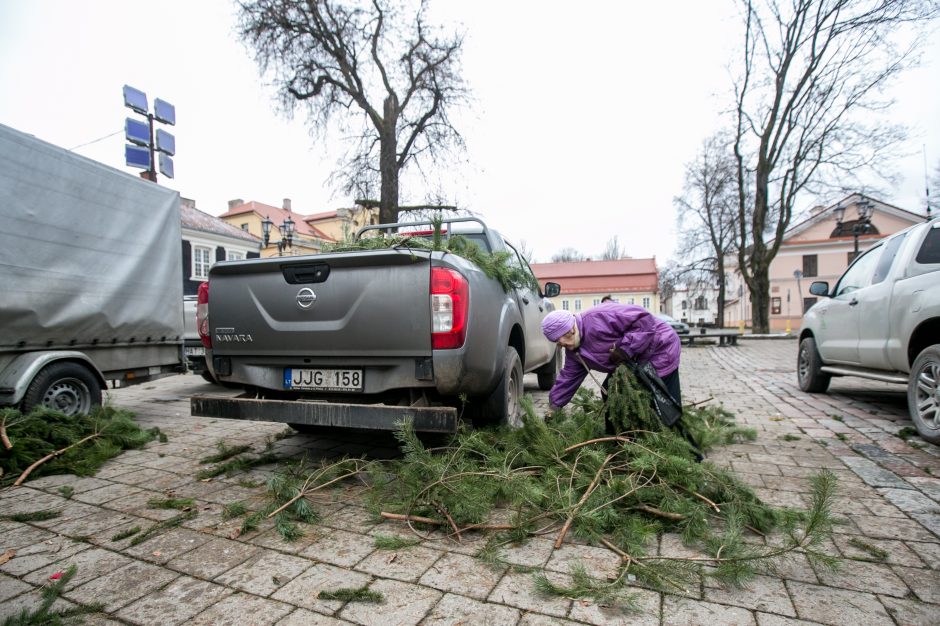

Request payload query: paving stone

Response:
[248,524,325,554]
[910,512,940,539]
[487,569,571,618]
[814,558,909,597]
[879,594,940,626]
[214,550,313,596]
[45,509,132,538]
[850,514,938,542]
[545,543,622,580]
[21,546,134,589]
[122,526,215,564]
[755,612,835,625]
[891,564,940,604]
[661,594,756,625]
[568,587,661,625]
[420,592,521,625]
[0,588,75,621]
[63,559,179,613]
[276,608,358,625]
[705,574,795,616]
[831,534,925,567]
[516,613,583,625]
[418,552,504,600]
[877,488,940,514]
[0,533,90,577]
[164,537,259,579]
[300,528,377,567]
[355,544,442,583]
[72,483,145,505]
[905,540,940,569]
[188,592,296,625]
[786,580,892,625]
[338,578,441,625]
[271,562,372,614]
[114,575,231,625]
[0,572,32,603]
[905,477,940,503]
[837,456,909,489]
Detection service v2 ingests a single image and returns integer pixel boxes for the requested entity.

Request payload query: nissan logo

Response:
[296,287,317,309]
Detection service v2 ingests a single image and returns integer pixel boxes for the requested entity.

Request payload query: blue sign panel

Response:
[125,144,151,169]
[125,118,150,146]
[155,128,175,155]
[154,98,176,125]
[123,85,148,115]
[159,153,174,179]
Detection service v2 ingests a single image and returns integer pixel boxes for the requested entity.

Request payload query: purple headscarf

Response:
[542,310,576,342]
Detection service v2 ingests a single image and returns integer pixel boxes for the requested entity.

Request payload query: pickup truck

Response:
[797,216,940,443]
[191,217,562,432]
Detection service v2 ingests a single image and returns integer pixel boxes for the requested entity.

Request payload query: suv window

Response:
[871,232,907,284]
[915,223,940,264]
[834,244,883,297]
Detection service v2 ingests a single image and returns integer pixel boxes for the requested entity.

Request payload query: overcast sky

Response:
[1,0,937,263]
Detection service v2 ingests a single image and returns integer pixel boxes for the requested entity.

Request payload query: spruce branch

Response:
[14,431,100,486]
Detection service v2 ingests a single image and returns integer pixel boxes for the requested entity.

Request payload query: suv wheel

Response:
[797,337,831,393]
[483,347,524,428]
[908,344,940,444]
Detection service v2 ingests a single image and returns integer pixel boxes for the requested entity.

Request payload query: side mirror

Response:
[809,281,830,297]
[543,282,561,298]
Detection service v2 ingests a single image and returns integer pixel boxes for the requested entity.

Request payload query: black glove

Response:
[608,345,628,365]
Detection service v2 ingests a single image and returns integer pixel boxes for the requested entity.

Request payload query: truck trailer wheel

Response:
[22,362,102,416]
[484,347,524,428]
[908,345,940,445]
[536,348,561,391]
[797,337,830,393]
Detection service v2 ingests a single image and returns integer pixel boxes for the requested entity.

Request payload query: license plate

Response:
[284,368,363,392]
[185,346,206,356]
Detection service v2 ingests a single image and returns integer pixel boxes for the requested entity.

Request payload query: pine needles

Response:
[0,406,155,488]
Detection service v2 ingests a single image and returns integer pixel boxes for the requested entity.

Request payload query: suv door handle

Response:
[849,298,859,306]
[522,296,530,305]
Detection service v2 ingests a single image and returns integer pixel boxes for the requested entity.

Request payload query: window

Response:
[873,233,906,283]
[227,251,244,261]
[834,245,883,297]
[562,300,569,311]
[771,297,782,315]
[642,297,650,309]
[695,296,706,309]
[574,299,582,311]
[802,254,818,278]
[915,224,940,264]
[193,246,212,279]
[681,300,687,310]
[802,297,817,313]
[627,297,634,305]
[240,223,249,231]
[592,298,600,306]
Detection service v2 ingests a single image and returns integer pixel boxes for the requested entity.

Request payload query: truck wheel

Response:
[536,348,560,391]
[908,345,940,445]
[797,337,830,393]
[484,347,524,428]
[22,362,102,416]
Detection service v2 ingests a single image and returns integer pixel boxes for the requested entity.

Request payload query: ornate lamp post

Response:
[833,199,875,258]
[261,216,295,256]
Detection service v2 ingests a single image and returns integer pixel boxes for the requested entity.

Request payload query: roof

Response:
[180,202,259,244]
[530,258,659,294]
[783,193,924,241]
[220,200,335,241]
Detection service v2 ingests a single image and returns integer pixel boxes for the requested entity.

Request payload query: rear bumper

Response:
[190,394,458,433]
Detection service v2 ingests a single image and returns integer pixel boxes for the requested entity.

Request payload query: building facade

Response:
[218,198,335,258]
[530,258,660,313]
[180,198,260,296]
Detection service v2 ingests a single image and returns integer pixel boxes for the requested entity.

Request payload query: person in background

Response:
[541,305,681,411]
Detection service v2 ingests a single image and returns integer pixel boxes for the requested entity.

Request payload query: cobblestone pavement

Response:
[2,338,940,625]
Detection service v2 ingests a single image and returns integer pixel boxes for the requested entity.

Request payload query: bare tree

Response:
[674,134,739,327]
[516,239,535,263]
[551,248,587,263]
[238,0,469,224]
[600,236,625,260]
[731,0,938,332]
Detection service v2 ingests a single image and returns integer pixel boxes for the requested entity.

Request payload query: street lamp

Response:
[261,215,295,256]
[833,198,875,258]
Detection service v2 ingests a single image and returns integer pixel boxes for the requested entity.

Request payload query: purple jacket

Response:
[549,303,681,408]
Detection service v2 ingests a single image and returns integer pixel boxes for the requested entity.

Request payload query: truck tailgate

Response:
[208,250,433,357]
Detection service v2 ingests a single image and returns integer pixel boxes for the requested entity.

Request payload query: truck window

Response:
[915,224,940,264]
[834,244,882,297]
[871,232,906,284]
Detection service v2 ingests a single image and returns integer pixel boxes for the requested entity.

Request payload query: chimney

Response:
[283,198,292,212]
[227,198,244,210]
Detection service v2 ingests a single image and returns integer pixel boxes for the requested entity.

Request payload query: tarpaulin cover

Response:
[0,123,183,351]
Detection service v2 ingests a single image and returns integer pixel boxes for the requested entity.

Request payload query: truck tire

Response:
[484,347,524,428]
[797,337,830,393]
[22,362,102,416]
[908,345,940,444]
[536,348,560,391]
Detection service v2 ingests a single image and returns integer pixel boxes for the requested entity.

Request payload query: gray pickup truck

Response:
[797,216,940,442]
[191,218,561,432]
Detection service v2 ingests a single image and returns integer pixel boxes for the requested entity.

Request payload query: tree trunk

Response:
[379,94,400,225]
[749,265,770,334]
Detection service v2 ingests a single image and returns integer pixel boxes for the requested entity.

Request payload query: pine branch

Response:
[14,432,99,486]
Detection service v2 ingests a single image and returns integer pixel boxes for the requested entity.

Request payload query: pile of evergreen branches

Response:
[245,367,837,602]
[322,216,537,293]
[0,406,156,487]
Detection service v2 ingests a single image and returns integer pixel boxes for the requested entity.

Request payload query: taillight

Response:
[197,281,211,349]
[430,267,468,349]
